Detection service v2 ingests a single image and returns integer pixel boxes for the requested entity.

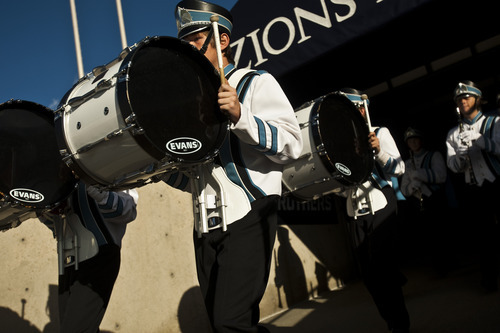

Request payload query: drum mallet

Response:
[361,94,372,132]
[210,15,226,85]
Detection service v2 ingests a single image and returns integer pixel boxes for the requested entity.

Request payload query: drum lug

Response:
[61,154,74,166]
[299,121,310,130]
[312,115,319,125]
[132,128,145,135]
[316,143,326,156]
[125,113,136,124]
[67,78,114,109]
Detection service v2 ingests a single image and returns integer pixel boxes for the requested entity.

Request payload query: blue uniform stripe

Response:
[99,192,115,210]
[102,197,124,219]
[76,184,107,246]
[166,172,178,186]
[265,123,278,155]
[179,174,190,190]
[254,117,266,150]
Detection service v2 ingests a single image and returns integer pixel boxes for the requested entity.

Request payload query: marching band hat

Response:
[404,127,423,142]
[175,0,233,39]
[453,80,482,102]
[339,87,369,107]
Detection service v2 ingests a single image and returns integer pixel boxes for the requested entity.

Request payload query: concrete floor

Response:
[260,258,500,333]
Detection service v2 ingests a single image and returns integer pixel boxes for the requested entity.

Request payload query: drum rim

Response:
[0,99,78,208]
[117,36,225,162]
[310,92,374,186]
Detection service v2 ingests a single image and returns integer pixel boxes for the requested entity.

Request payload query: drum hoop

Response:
[1,99,78,208]
[116,37,162,160]
[116,36,223,162]
[310,92,373,186]
[310,94,338,177]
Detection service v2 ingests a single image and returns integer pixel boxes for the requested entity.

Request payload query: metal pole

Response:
[69,0,84,78]
[115,0,128,49]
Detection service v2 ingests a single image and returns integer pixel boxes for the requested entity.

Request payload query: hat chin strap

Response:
[200,27,214,54]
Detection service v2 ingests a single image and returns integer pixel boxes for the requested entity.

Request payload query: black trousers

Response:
[194,195,278,333]
[349,187,410,331]
[465,179,500,288]
[58,244,121,333]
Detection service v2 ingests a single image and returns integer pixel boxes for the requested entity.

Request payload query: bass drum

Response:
[282,92,374,201]
[56,36,226,189]
[0,100,77,230]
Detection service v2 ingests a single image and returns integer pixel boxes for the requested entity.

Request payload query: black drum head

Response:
[315,93,374,185]
[0,100,77,208]
[119,36,227,163]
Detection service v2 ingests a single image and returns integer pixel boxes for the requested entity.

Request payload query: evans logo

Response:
[166,137,202,154]
[335,163,352,176]
[10,188,44,203]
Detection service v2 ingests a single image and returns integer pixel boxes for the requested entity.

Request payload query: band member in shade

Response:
[401,127,452,273]
[39,182,138,332]
[335,88,410,333]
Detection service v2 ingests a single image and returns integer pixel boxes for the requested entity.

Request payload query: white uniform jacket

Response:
[165,64,303,202]
[446,111,500,186]
[40,182,138,248]
[401,149,447,199]
[339,126,405,217]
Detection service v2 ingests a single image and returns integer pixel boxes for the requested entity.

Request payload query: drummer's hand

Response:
[368,132,380,154]
[218,80,241,124]
[87,185,109,204]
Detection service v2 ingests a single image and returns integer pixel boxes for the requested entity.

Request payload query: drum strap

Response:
[71,183,114,246]
[370,128,389,189]
[420,151,443,192]
[479,115,500,176]
[200,28,214,54]
[218,69,269,203]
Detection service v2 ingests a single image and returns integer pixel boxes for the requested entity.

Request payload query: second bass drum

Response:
[282,92,374,201]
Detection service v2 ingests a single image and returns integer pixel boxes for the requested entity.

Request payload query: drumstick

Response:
[361,94,372,132]
[210,15,225,85]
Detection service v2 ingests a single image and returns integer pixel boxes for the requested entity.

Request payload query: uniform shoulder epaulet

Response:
[230,69,267,103]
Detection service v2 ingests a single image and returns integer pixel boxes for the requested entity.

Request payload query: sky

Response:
[0,0,237,110]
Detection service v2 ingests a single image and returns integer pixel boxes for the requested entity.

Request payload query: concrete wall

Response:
[0,183,355,333]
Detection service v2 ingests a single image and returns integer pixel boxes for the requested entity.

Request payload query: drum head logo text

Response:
[166,137,202,154]
[335,163,352,176]
[10,188,44,203]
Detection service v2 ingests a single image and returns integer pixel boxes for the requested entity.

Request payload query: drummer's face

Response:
[357,105,366,118]
[183,32,218,69]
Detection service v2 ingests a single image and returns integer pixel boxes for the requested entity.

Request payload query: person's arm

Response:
[86,186,138,224]
[230,73,303,164]
[374,127,405,178]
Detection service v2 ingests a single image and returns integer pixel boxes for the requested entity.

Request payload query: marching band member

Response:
[39,181,138,333]
[163,1,303,332]
[336,88,410,333]
[401,127,448,206]
[446,80,500,292]
[400,127,452,273]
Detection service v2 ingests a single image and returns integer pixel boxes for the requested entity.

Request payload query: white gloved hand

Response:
[459,130,482,146]
[86,185,109,204]
[409,180,422,193]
